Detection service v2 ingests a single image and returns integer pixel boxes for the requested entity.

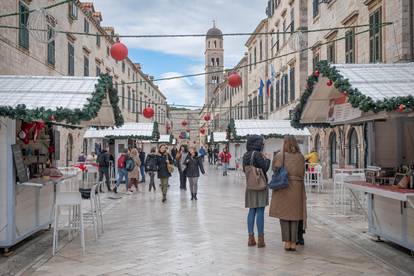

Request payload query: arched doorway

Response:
[329,132,338,178]
[348,128,359,167]
[66,134,74,167]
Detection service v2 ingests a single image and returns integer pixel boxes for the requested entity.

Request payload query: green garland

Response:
[0,74,124,127]
[227,118,284,141]
[291,60,414,129]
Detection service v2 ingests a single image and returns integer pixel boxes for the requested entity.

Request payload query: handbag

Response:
[166,154,175,174]
[245,151,267,191]
[268,152,289,190]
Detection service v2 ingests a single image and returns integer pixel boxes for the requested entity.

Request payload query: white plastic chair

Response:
[333,169,366,213]
[305,164,324,193]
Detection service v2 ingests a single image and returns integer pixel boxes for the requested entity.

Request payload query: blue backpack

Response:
[125,157,135,172]
[268,153,289,190]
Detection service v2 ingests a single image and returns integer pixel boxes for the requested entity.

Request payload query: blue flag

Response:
[258,79,264,97]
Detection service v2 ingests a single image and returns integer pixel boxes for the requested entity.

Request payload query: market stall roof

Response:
[156,134,173,144]
[0,75,123,127]
[291,62,414,128]
[84,122,158,140]
[213,132,228,143]
[230,119,310,140]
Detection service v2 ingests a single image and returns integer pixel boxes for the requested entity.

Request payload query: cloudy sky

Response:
[94,0,266,107]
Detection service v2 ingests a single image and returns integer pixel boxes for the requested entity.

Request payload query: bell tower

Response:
[205,21,224,105]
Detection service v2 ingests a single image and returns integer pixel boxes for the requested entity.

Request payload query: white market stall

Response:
[227,119,310,169]
[0,75,122,250]
[291,61,414,251]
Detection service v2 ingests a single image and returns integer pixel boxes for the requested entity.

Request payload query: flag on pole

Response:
[258,79,264,97]
[266,79,272,97]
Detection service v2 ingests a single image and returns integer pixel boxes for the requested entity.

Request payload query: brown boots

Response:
[248,234,265,248]
[248,234,256,246]
[258,234,265,248]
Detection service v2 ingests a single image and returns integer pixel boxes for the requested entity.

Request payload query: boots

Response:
[191,193,194,200]
[162,193,167,203]
[248,234,256,247]
[257,234,265,248]
[194,193,198,200]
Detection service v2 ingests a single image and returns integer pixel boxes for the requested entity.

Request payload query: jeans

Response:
[149,172,156,191]
[140,165,146,182]
[116,168,128,191]
[98,167,110,191]
[188,177,198,194]
[247,207,265,235]
[223,162,229,175]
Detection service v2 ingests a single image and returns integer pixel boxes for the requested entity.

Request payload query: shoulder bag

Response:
[268,152,289,190]
[245,151,267,191]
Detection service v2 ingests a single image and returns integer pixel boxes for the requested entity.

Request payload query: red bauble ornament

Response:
[110,41,128,61]
[181,120,188,127]
[327,79,333,87]
[228,73,242,88]
[143,106,154,119]
[398,104,406,112]
[199,128,206,135]
[204,114,211,121]
[314,70,320,77]
[48,115,56,121]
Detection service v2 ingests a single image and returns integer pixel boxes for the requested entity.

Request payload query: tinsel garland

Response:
[227,118,284,141]
[0,74,124,127]
[291,60,414,129]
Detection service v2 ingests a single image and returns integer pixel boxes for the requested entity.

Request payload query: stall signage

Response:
[11,144,29,183]
[328,96,362,123]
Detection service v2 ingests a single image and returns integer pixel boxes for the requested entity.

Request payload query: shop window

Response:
[19,2,30,49]
[345,29,355,63]
[348,128,359,166]
[369,8,382,63]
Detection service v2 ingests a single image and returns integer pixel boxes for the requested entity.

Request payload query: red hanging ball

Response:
[48,115,56,121]
[199,128,206,135]
[203,114,211,121]
[228,73,242,88]
[314,70,320,77]
[143,106,154,119]
[398,104,406,112]
[110,41,128,61]
[181,120,188,127]
[327,79,333,87]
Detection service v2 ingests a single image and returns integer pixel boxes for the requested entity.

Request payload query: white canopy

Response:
[234,120,310,137]
[213,132,228,143]
[157,134,172,143]
[84,123,154,139]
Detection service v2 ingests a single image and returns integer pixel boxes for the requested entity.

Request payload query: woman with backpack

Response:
[145,147,158,192]
[156,144,174,203]
[242,135,271,248]
[127,148,141,194]
[184,147,205,200]
[269,135,307,251]
[114,149,129,194]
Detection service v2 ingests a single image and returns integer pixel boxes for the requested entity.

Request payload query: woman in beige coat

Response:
[128,148,141,194]
[269,135,307,251]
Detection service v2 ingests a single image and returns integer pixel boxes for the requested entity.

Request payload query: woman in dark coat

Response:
[242,135,271,248]
[184,147,205,200]
[156,144,174,203]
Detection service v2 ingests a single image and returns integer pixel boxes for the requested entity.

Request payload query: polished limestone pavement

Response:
[11,165,414,275]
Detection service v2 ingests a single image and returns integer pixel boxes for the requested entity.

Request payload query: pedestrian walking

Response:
[207,146,213,164]
[145,147,158,192]
[114,149,129,194]
[97,148,111,192]
[128,148,141,193]
[242,135,271,248]
[219,147,232,176]
[184,147,205,200]
[198,146,206,162]
[138,147,146,183]
[269,135,307,252]
[213,147,219,164]
[171,146,178,164]
[176,145,188,190]
[156,144,174,202]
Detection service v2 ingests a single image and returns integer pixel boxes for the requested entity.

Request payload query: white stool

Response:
[82,184,100,240]
[53,192,85,255]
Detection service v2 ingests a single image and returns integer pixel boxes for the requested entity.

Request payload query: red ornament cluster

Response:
[398,104,406,113]
[228,73,242,88]
[203,114,211,121]
[181,120,188,127]
[327,79,333,87]
[110,41,128,61]
[314,70,320,77]
[143,106,154,119]
[199,128,206,135]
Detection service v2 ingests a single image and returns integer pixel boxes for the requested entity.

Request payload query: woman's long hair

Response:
[130,148,139,157]
[283,135,301,154]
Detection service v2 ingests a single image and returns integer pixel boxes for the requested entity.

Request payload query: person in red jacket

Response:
[219,147,232,176]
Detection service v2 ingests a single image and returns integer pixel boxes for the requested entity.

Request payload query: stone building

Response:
[169,108,201,146]
[0,0,168,166]
[305,0,414,178]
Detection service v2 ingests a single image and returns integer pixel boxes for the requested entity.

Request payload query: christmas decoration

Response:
[143,105,154,119]
[199,128,206,135]
[203,114,211,121]
[0,74,123,127]
[398,104,406,112]
[228,72,242,88]
[227,119,284,141]
[181,120,188,127]
[327,79,333,87]
[291,61,414,129]
[33,121,45,141]
[110,41,128,61]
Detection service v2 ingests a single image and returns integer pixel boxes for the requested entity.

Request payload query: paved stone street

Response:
[2,165,414,276]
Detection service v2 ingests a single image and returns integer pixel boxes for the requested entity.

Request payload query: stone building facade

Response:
[0,0,168,166]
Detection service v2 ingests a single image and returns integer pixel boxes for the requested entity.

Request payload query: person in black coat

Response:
[184,147,205,200]
[97,148,111,192]
[242,135,271,248]
[156,144,174,202]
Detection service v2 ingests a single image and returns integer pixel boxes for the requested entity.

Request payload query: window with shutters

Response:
[327,41,336,63]
[96,66,101,77]
[312,51,320,71]
[83,56,89,76]
[270,86,274,112]
[47,26,55,65]
[84,18,89,33]
[289,67,295,102]
[280,76,284,106]
[369,8,382,63]
[69,1,78,19]
[19,2,29,49]
[96,33,101,47]
[276,80,280,108]
[68,42,75,76]
[313,0,319,18]
[128,87,131,112]
[259,40,263,61]
[253,97,258,117]
[284,74,288,105]
[348,128,359,166]
[345,29,355,63]
[121,82,125,109]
